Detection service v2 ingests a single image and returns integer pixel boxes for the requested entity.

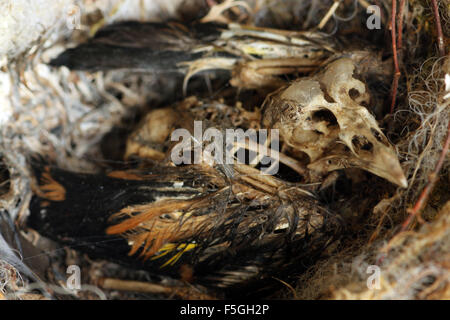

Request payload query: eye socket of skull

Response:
[311,109,339,127]
[370,127,390,146]
[290,108,340,147]
[349,88,360,100]
[351,135,374,153]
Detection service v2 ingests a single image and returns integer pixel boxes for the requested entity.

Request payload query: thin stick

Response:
[430,0,446,57]
[318,1,340,29]
[98,278,214,299]
[272,277,298,299]
[373,0,386,26]
[400,121,450,231]
[99,278,172,294]
[389,0,401,114]
[356,0,371,9]
[397,0,406,50]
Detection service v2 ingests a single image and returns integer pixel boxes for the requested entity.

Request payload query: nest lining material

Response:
[0,0,449,299]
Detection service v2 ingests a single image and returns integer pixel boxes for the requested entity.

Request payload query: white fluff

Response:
[92,0,183,23]
[0,0,74,60]
[0,73,12,126]
[0,231,35,281]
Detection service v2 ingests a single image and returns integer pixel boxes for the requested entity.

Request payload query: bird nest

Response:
[0,0,448,300]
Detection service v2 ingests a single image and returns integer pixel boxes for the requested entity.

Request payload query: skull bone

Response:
[262,57,407,187]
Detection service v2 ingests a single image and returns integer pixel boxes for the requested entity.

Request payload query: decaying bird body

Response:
[27,20,409,298]
[29,162,341,297]
[124,56,406,188]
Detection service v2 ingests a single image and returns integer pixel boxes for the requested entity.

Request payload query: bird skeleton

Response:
[126,57,407,188]
[262,57,408,188]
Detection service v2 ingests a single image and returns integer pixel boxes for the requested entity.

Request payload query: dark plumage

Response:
[49,21,228,71]
[29,163,341,297]
[49,21,334,92]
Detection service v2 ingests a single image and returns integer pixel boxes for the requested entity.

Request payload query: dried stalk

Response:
[399,0,448,229]
[430,0,446,57]
[318,1,340,29]
[389,0,402,114]
[401,121,450,231]
[397,0,406,50]
[98,278,213,299]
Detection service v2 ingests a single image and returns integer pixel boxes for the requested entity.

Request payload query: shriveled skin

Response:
[262,57,407,188]
[125,98,197,161]
[125,96,262,162]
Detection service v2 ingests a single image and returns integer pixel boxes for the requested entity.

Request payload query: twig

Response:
[397,0,406,51]
[98,278,214,299]
[400,121,450,231]
[430,0,446,57]
[272,277,298,299]
[356,0,371,9]
[318,1,340,29]
[389,0,401,114]
[99,278,172,294]
[372,0,386,26]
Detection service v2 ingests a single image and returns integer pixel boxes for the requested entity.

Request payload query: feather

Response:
[28,161,342,296]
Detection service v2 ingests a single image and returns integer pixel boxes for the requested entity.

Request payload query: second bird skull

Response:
[262,57,407,188]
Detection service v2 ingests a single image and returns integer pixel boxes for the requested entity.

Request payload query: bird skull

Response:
[262,57,407,188]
